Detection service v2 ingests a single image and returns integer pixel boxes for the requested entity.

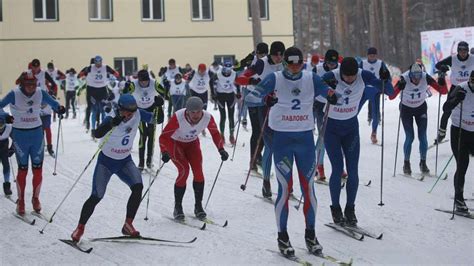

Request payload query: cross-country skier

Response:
[245,46,331,257]
[159,97,227,221]
[436,71,474,213]
[64,68,79,119]
[70,94,163,242]
[159,58,184,119]
[0,71,65,215]
[124,69,165,171]
[0,111,14,196]
[360,47,390,144]
[321,57,393,226]
[187,63,214,112]
[389,63,448,175]
[169,73,187,113]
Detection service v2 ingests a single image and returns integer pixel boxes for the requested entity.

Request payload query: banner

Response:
[420,26,473,75]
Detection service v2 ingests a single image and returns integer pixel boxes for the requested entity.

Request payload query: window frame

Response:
[0,0,3,22]
[114,57,138,78]
[33,0,59,22]
[190,0,213,22]
[89,0,113,22]
[213,55,236,66]
[141,0,165,22]
[247,0,269,21]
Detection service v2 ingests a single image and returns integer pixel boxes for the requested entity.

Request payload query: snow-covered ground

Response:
[0,94,472,265]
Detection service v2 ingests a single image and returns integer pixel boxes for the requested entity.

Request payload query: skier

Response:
[159,97,227,221]
[236,41,286,198]
[389,63,448,175]
[64,68,79,119]
[124,69,165,170]
[312,49,341,181]
[360,47,390,144]
[70,94,163,242]
[321,57,393,226]
[187,63,214,111]
[0,112,14,196]
[434,41,474,144]
[0,71,65,215]
[159,58,183,119]
[304,54,320,71]
[245,46,331,256]
[78,55,121,138]
[212,63,239,145]
[169,73,187,113]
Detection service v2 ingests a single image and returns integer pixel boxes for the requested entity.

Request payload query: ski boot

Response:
[122,218,140,237]
[242,118,248,130]
[419,160,430,175]
[3,182,12,196]
[262,179,272,199]
[32,197,42,213]
[229,135,236,146]
[47,144,55,158]
[173,203,185,221]
[16,199,25,216]
[455,198,469,213]
[277,231,295,257]
[403,160,412,175]
[91,129,96,141]
[317,164,326,181]
[146,157,154,169]
[344,205,358,226]
[194,202,207,220]
[71,224,85,242]
[138,161,145,172]
[305,229,323,255]
[371,132,378,144]
[73,113,77,119]
[330,205,345,225]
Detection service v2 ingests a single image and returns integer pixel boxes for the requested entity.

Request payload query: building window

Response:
[34,0,58,21]
[248,0,269,20]
[114,58,137,77]
[191,0,212,21]
[214,55,235,66]
[89,0,112,21]
[0,0,3,22]
[142,0,164,21]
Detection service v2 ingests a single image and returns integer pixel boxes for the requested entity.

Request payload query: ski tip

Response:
[200,223,206,230]
[222,220,228,227]
[366,180,372,186]
[189,237,198,243]
[376,233,383,240]
[31,219,36,225]
[358,235,365,241]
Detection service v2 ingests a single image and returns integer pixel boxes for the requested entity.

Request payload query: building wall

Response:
[0,0,294,95]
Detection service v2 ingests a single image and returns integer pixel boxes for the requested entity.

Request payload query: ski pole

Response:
[144,108,159,221]
[393,93,403,177]
[378,82,385,206]
[435,92,442,177]
[140,162,165,202]
[39,128,115,234]
[451,101,463,220]
[240,108,270,191]
[9,156,16,183]
[428,154,453,193]
[205,160,224,209]
[60,119,65,154]
[295,101,331,211]
[52,116,62,176]
[231,101,246,161]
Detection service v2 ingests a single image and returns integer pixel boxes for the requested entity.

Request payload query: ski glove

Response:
[5,115,14,124]
[111,115,123,126]
[249,77,261,85]
[154,96,164,107]
[57,106,66,115]
[235,93,242,100]
[219,149,229,161]
[434,128,446,145]
[454,88,467,102]
[265,94,278,107]
[162,152,171,163]
[438,65,449,73]
[326,91,338,105]
[438,76,446,86]
[397,77,407,90]
[379,67,391,81]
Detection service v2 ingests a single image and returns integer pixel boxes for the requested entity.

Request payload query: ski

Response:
[266,249,312,266]
[434,209,474,219]
[399,174,425,181]
[254,195,274,205]
[5,195,16,204]
[30,211,51,223]
[427,139,449,150]
[244,170,263,179]
[166,216,206,230]
[90,235,197,244]
[192,217,228,228]
[314,179,329,185]
[12,212,36,226]
[343,225,383,240]
[59,239,93,253]
[298,248,353,266]
[325,223,364,241]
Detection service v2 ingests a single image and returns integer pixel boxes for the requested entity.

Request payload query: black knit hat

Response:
[256,42,269,54]
[340,57,359,76]
[367,47,377,55]
[284,47,303,64]
[458,41,469,51]
[324,49,339,64]
[270,41,285,56]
